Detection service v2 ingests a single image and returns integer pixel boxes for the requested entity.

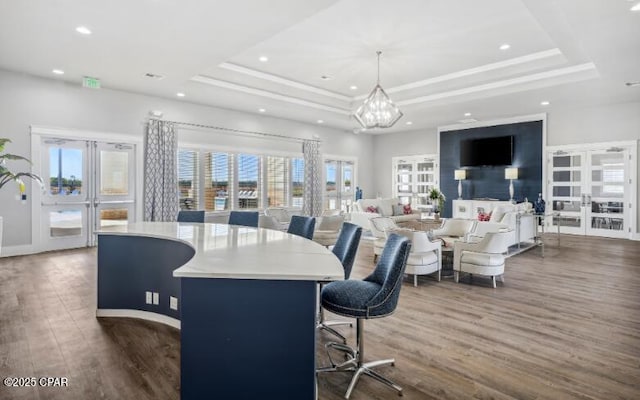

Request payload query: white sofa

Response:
[471,205,535,248]
[349,198,421,230]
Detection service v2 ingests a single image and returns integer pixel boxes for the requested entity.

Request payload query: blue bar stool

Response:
[228,211,259,227]
[318,222,362,343]
[177,210,205,223]
[287,215,316,239]
[318,233,411,399]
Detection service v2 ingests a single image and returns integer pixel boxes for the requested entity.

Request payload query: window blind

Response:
[204,152,231,211]
[267,156,288,207]
[291,158,304,208]
[238,154,260,209]
[178,150,199,210]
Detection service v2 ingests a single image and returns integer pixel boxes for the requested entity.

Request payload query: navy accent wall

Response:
[440,120,543,217]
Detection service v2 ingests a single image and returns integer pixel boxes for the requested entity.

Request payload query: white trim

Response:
[545,140,638,152]
[0,244,38,258]
[219,62,352,102]
[30,126,143,252]
[437,113,547,133]
[191,75,352,115]
[30,125,143,143]
[96,309,181,329]
[356,49,564,99]
[179,140,302,159]
[397,63,597,107]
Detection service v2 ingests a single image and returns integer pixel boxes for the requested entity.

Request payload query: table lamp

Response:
[454,169,466,199]
[505,167,518,203]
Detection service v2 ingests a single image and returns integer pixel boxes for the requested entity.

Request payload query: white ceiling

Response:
[0,0,639,134]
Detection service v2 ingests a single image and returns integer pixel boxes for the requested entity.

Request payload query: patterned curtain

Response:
[143,120,179,221]
[302,140,322,217]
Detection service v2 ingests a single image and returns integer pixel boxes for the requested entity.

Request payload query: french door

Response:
[547,145,632,239]
[40,139,136,251]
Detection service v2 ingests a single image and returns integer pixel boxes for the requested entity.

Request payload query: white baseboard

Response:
[96,309,181,329]
[0,244,38,258]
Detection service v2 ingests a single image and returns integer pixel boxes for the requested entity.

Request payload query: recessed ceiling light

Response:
[349,85,358,90]
[258,56,269,62]
[631,2,640,11]
[75,26,92,35]
[540,100,550,106]
[499,43,511,50]
[258,108,266,113]
[317,119,324,124]
[405,121,413,125]
[176,92,186,97]
[320,75,333,81]
[52,69,64,75]
[464,112,471,117]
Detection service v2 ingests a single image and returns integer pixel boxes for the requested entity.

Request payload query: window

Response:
[178,148,304,212]
[291,158,304,208]
[324,159,356,212]
[205,152,231,211]
[178,150,199,210]
[267,156,288,207]
[237,154,260,209]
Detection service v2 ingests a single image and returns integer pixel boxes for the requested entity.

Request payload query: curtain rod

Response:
[149,118,321,144]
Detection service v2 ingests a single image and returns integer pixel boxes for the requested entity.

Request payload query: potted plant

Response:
[0,138,43,255]
[428,187,446,218]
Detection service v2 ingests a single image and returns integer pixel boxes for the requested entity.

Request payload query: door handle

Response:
[586,194,592,205]
[580,194,586,207]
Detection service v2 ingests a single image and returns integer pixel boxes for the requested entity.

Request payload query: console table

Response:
[96,222,343,400]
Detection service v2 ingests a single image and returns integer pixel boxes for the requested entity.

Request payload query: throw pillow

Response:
[403,204,412,215]
[392,204,404,216]
[365,205,378,213]
[478,212,491,221]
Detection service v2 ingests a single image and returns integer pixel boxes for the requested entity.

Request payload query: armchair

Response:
[431,218,477,248]
[313,215,345,247]
[264,207,292,230]
[369,217,399,262]
[453,230,512,288]
[387,228,442,285]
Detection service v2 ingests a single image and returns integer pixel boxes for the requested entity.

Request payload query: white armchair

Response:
[258,215,283,230]
[388,228,442,286]
[264,207,292,230]
[369,217,399,262]
[431,218,477,248]
[313,215,345,247]
[453,230,512,288]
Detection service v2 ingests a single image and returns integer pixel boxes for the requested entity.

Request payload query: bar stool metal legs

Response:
[317,319,403,399]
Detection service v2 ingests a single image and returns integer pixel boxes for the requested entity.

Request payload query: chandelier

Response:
[353,51,403,129]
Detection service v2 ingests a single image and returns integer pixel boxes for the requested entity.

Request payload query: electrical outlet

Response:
[145,291,152,304]
[153,292,159,305]
[170,296,178,310]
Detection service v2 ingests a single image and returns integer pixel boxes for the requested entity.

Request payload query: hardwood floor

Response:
[1,234,639,399]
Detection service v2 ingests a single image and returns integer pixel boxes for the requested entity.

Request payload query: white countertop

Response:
[98,222,344,281]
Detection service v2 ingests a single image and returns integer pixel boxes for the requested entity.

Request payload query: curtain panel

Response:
[302,140,322,217]
[143,120,179,221]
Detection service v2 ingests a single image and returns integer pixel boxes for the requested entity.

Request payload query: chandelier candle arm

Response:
[353,51,403,129]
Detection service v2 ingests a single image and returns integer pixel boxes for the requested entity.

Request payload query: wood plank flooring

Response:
[1,234,639,399]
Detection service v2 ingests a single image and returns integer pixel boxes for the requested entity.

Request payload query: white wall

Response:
[0,69,373,248]
[372,102,640,234]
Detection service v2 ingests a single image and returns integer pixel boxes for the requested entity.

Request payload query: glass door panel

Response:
[548,151,585,235]
[586,149,627,238]
[40,139,90,250]
[39,138,137,251]
[93,142,136,243]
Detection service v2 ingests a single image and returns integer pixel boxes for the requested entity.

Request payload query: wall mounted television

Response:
[460,135,513,167]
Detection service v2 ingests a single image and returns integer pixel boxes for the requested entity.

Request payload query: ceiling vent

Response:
[458,118,478,124]
[145,72,165,80]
